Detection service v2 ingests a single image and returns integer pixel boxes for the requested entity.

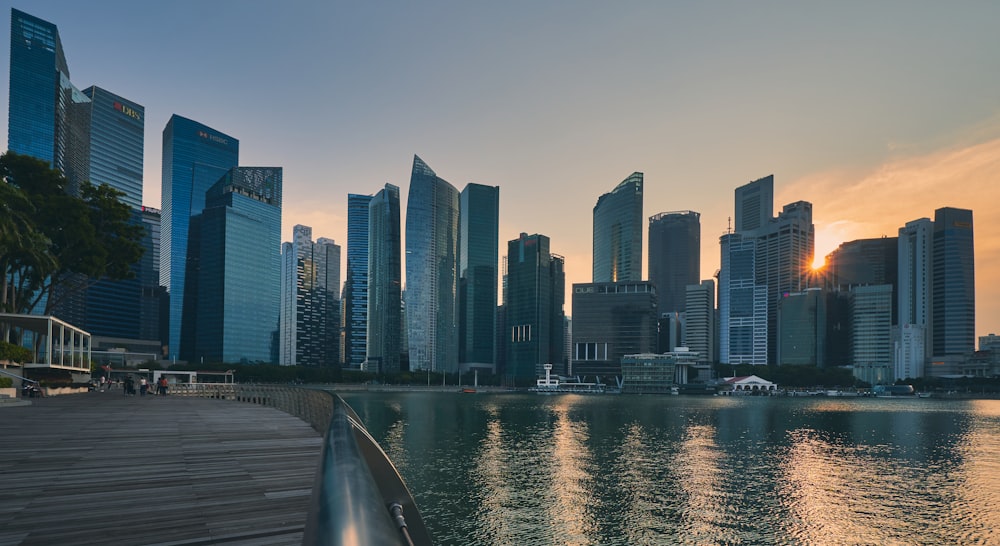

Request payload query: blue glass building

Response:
[405,156,459,373]
[161,115,239,360]
[344,194,372,368]
[593,173,643,283]
[367,184,402,373]
[933,207,975,356]
[504,233,565,380]
[193,167,282,363]
[458,183,500,371]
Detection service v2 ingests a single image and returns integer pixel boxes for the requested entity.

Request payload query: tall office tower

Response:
[161,115,239,360]
[571,281,657,380]
[777,289,826,366]
[933,207,975,358]
[191,167,281,364]
[734,175,774,234]
[405,156,459,372]
[139,207,164,347]
[719,233,767,365]
[593,172,643,283]
[825,237,898,321]
[851,284,894,385]
[344,194,373,368]
[648,211,700,315]
[684,279,715,363]
[504,233,565,380]
[458,183,500,372]
[897,218,933,377]
[367,184,403,373]
[279,225,341,366]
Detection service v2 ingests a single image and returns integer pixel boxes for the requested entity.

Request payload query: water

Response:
[339,392,1000,545]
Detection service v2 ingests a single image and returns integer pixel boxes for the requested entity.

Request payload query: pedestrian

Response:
[139,377,148,397]
[124,376,134,397]
[158,376,168,396]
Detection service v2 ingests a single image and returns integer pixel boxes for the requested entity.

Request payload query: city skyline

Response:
[3,2,999,338]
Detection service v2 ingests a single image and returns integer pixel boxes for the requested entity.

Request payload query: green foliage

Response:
[0,340,33,363]
[0,376,12,388]
[0,151,145,314]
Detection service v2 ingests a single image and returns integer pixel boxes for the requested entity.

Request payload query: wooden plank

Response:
[0,391,322,545]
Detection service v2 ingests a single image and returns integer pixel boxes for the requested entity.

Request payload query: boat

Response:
[461,388,477,394]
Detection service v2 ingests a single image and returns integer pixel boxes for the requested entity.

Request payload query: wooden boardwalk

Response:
[0,390,322,545]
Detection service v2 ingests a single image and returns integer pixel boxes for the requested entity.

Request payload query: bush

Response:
[0,341,33,363]
[0,376,12,388]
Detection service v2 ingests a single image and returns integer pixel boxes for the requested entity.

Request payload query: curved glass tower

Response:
[593,173,643,283]
[405,156,459,372]
[367,184,402,373]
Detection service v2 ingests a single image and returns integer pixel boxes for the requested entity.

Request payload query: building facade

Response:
[161,115,239,360]
[719,233,768,365]
[648,211,700,315]
[367,184,403,373]
[897,218,933,377]
[279,225,341,366]
[684,279,715,363]
[458,183,499,372]
[344,194,372,368]
[504,233,565,381]
[405,156,460,372]
[777,288,826,366]
[593,172,643,283]
[932,207,975,358]
[571,281,658,380]
[851,284,894,385]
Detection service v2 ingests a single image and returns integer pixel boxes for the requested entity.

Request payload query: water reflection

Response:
[546,397,597,544]
[674,424,738,545]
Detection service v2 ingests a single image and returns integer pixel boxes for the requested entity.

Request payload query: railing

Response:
[170,383,433,546]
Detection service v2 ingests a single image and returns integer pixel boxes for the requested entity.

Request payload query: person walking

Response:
[139,377,148,397]
[157,376,168,396]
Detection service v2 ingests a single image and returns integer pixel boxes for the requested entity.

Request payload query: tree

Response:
[0,151,145,315]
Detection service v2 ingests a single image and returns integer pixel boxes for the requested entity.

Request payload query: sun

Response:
[811,255,825,271]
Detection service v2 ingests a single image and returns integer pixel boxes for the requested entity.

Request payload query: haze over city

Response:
[3,0,999,337]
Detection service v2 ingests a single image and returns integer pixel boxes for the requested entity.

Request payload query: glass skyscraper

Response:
[933,207,975,357]
[719,232,768,365]
[279,225,341,366]
[593,173,643,283]
[193,167,282,364]
[405,156,459,373]
[504,233,565,380]
[648,210,700,315]
[344,194,373,368]
[367,184,402,373]
[161,114,239,359]
[459,183,500,371]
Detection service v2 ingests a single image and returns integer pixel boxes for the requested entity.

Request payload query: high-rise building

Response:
[139,206,165,348]
[192,167,281,364]
[344,194,373,368]
[458,183,500,372]
[405,156,459,373]
[367,184,403,373]
[504,233,565,380]
[571,281,658,380]
[684,280,715,363]
[897,218,933,377]
[648,211,700,315]
[734,175,774,234]
[161,115,239,359]
[593,173,643,283]
[719,232,767,365]
[777,289,826,366]
[280,225,341,366]
[851,284,894,385]
[825,237,898,322]
[933,207,975,357]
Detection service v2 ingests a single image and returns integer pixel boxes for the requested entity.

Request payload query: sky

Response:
[3,1,1000,339]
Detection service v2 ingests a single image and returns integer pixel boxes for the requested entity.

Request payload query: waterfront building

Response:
[367,184,403,373]
[593,173,643,283]
[405,156,460,373]
[851,284,893,384]
[777,288,826,366]
[458,183,499,373]
[280,225,341,366]
[897,218,933,377]
[719,233,767,365]
[192,167,281,364]
[504,233,565,380]
[684,280,715,364]
[621,353,685,394]
[161,115,239,360]
[981,334,1000,352]
[648,211,700,315]
[932,207,975,358]
[344,194,372,369]
[572,281,658,381]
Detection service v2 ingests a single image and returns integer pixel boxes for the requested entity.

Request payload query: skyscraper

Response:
[851,284,894,385]
[405,156,459,373]
[280,225,341,366]
[571,281,657,380]
[719,232,767,365]
[161,115,239,359]
[459,183,500,372]
[734,175,774,234]
[193,167,282,364]
[504,233,565,380]
[344,194,373,368]
[139,207,165,347]
[593,173,643,283]
[367,184,402,373]
[933,207,975,357]
[897,218,933,377]
[648,211,700,315]
[684,279,716,364]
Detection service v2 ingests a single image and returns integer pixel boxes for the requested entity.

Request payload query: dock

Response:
[0,390,322,545]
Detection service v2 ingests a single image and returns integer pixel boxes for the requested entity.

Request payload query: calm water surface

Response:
[338,392,1000,545]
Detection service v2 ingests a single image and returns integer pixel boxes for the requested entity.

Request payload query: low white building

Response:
[721,374,778,394]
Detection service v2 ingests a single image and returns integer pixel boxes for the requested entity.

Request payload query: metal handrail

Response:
[169,383,432,545]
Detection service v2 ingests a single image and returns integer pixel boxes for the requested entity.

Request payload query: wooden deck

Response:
[0,390,322,545]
